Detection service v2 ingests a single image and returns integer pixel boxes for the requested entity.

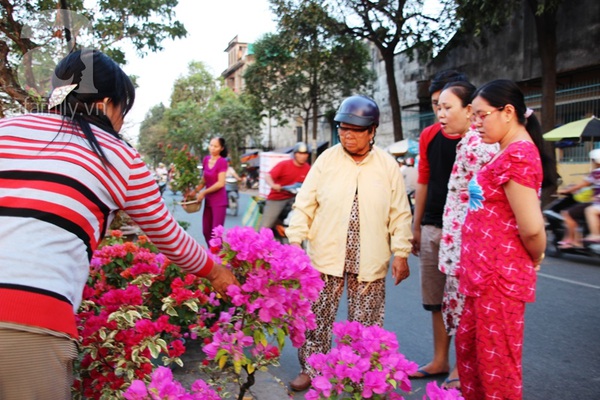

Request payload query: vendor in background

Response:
[260,142,311,232]
[196,137,228,245]
[226,158,242,182]
[398,156,418,194]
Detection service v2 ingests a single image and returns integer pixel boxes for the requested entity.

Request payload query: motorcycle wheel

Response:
[546,228,564,258]
[228,193,238,216]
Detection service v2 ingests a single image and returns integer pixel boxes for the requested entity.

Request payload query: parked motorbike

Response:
[225,177,239,216]
[272,185,301,244]
[243,165,259,190]
[543,193,600,258]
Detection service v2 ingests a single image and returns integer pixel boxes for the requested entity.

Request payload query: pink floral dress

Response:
[456,140,542,400]
[459,140,541,301]
[439,128,497,335]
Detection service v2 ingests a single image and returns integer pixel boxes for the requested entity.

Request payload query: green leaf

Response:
[148,342,160,358]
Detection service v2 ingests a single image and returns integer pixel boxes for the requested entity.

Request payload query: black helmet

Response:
[334,95,379,128]
[293,141,309,153]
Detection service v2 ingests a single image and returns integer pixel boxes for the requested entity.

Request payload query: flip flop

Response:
[409,366,449,379]
[441,377,461,390]
[558,242,583,249]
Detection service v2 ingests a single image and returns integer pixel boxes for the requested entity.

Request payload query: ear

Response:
[96,98,110,111]
[503,104,517,118]
[466,104,472,119]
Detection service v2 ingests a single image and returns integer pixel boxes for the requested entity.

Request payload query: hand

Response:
[533,252,545,272]
[204,264,240,299]
[410,227,421,256]
[273,183,282,192]
[196,191,206,203]
[391,256,410,285]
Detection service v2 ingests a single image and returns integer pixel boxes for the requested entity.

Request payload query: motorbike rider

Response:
[260,142,311,234]
[584,149,600,243]
[556,148,600,249]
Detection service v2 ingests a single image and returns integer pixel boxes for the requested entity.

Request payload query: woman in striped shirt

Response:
[0,49,237,399]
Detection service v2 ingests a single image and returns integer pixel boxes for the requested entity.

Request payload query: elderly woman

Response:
[285,95,413,392]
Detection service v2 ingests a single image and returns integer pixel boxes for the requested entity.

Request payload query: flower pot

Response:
[180,199,202,213]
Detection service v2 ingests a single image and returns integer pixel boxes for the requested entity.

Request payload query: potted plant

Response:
[164,144,202,213]
[73,231,223,399]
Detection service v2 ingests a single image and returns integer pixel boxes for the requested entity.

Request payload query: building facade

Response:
[222,0,600,165]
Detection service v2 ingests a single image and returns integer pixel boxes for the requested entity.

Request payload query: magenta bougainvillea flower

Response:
[306,321,464,400]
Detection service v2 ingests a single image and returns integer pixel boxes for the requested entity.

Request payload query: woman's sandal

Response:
[558,241,583,249]
[441,377,461,391]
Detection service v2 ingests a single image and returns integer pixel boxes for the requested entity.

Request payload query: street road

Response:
[166,190,600,400]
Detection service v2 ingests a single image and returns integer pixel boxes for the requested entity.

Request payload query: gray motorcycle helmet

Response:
[293,142,309,153]
[334,95,380,128]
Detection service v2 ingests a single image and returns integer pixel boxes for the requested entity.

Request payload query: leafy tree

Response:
[138,63,259,170]
[137,103,168,164]
[253,0,373,155]
[0,0,186,116]
[446,0,564,134]
[445,0,563,203]
[315,0,444,141]
[206,88,262,170]
[243,33,291,149]
[164,61,216,155]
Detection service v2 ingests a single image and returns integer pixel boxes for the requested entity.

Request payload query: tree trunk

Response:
[527,0,559,205]
[0,42,35,116]
[382,50,403,141]
[530,3,557,133]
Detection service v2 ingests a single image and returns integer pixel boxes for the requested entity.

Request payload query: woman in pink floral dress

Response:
[436,81,498,389]
[456,80,551,400]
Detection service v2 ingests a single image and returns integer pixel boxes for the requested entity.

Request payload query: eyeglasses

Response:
[336,123,370,136]
[471,106,505,123]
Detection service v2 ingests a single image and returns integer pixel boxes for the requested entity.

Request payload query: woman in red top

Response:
[457,80,551,400]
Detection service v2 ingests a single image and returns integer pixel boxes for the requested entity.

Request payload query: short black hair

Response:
[429,69,468,95]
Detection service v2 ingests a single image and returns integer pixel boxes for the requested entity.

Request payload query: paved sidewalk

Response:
[171,339,292,400]
[168,189,293,399]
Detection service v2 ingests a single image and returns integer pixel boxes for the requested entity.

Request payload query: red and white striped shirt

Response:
[0,113,213,337]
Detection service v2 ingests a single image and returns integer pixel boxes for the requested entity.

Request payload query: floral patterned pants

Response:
[456,287,525,400]
[298,272,386,376]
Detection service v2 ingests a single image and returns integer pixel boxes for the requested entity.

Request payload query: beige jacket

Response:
[286,144,413,282]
